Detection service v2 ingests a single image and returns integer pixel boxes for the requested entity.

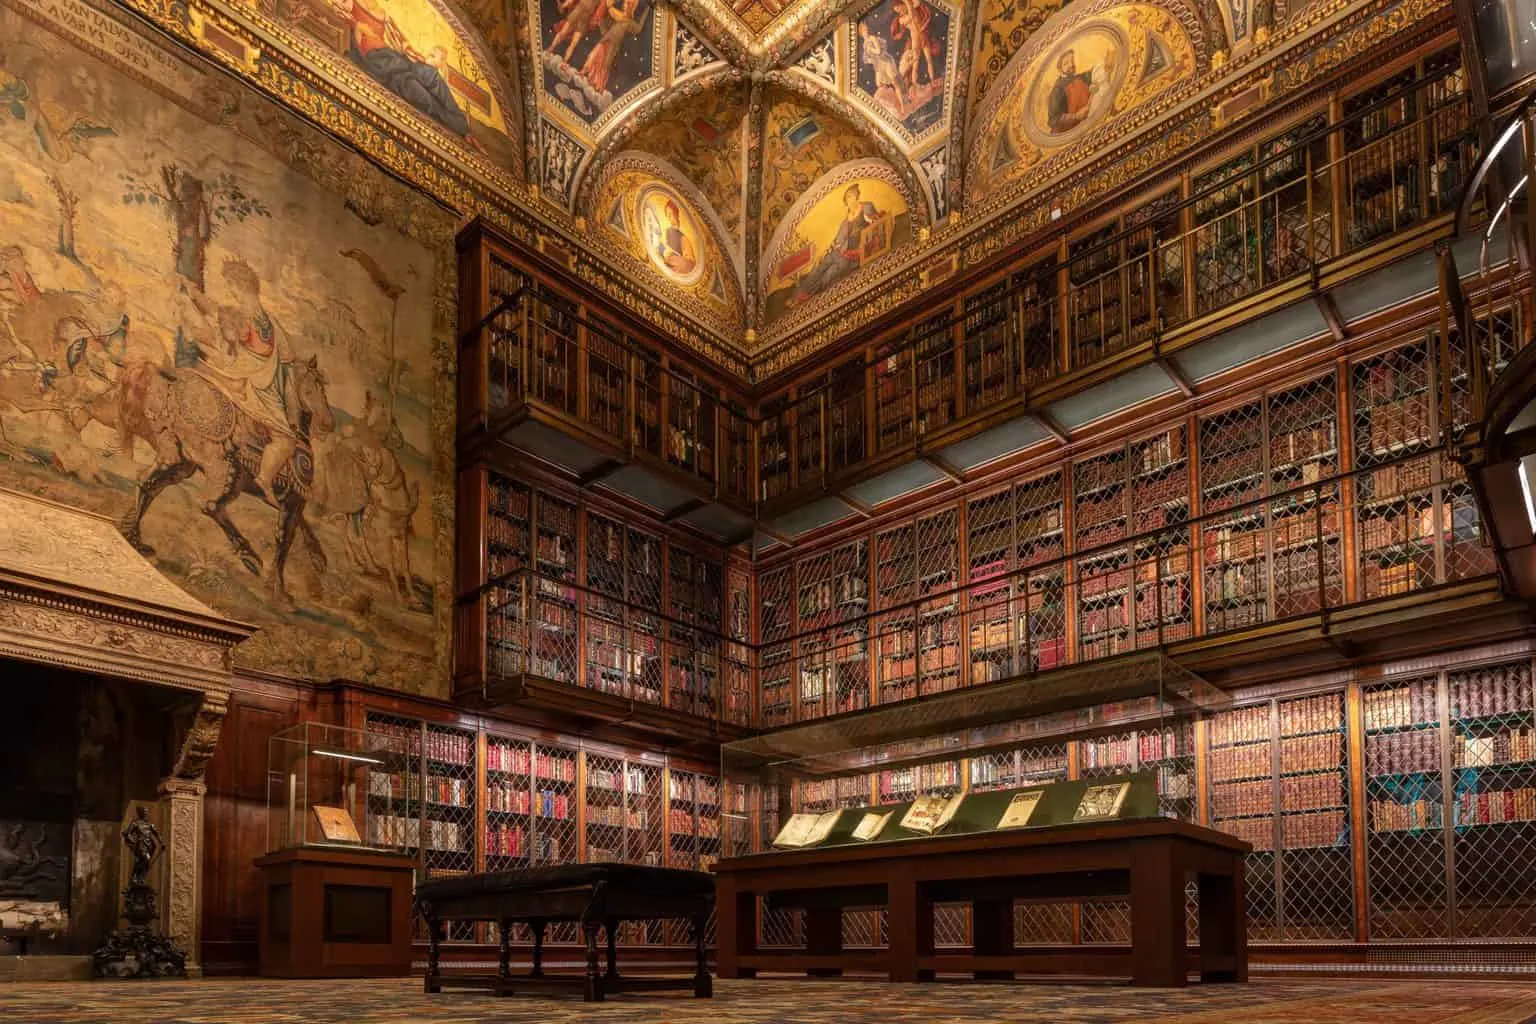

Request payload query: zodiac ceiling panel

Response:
[847,0,957,147]
[533,0,665,131]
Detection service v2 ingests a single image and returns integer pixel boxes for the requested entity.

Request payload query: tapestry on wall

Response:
[0,0,455,693]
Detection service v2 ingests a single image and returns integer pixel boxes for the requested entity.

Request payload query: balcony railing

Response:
[481,568,755,727]
[757,450,1499,728]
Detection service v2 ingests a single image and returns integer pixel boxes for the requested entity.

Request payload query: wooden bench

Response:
[415,864,714,1002]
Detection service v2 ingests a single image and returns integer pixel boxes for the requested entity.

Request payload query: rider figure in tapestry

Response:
[182,257,298,506]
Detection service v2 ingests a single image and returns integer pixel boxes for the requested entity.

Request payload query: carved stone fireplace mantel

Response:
[0,489,255,973]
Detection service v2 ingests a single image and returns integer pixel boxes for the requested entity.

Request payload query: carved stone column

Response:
[156,690,229,977]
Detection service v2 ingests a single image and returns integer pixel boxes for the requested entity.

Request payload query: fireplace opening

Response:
[0,665,187,958]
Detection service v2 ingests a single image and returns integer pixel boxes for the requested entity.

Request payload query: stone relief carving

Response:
[795,32,836,85]
[674,19,721,76]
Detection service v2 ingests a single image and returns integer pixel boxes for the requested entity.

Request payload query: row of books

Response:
[1371,797,1443,832]
[367,772,418,802]
[1212,772,1343,818]
[587,805,652,829]
[668,809,720,838]
[1362,561,1428,597]
[588,764,654,794]
[1367,456,1433,498]
[487,784,532,814]
[489,478,530,520]
[369,718,424,758]
[1369,728,1440,775]
[1358,504,1444,554]
[370,815,470,853]
[1364,684,1434,731]
[487,743,532,774]
[535,790,574,819]
[1360,392,1430,456]
[1450,671,1532,721]
[879,763,962,799]
[535,752,578,782]
[1280,732,1345,774]
[1283,809,1347,849]
[426,776,470,807]
[1456,729,1536,768]
[1456,788,1536,827]
[1210,743,1271,780]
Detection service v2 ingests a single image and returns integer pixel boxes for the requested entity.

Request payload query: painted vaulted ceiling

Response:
[214,0,1385,363]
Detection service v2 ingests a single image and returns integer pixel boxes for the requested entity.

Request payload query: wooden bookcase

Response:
[748,43,1473,517]
[363,706,721,951]
[1067,189,1181,369]
[470,470,740,727]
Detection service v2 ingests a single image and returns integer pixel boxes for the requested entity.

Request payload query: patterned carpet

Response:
[3,977,1536,1024]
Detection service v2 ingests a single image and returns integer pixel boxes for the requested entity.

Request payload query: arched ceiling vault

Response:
[395,0,1287,344]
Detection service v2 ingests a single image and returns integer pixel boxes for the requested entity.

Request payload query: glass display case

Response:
[266,722,414,853]
[720,652,1226,859]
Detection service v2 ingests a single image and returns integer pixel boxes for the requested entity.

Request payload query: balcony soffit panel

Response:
[843,462,949,508]
[1046,363,1180,432]
[935,418,1052,474]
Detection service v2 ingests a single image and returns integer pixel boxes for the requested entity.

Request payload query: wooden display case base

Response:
[256,846,416,979]
[714,819,1249,988]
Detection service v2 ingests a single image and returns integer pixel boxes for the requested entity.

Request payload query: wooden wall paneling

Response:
[201,682,302,974]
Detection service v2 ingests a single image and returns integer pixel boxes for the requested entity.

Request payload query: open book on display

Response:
[1074,781,1131,821]
[900,792,965,834]
[771,810,843,848]
[851,810,893,841]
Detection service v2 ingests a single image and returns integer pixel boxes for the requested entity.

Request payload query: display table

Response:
[415,864,714,1002]
[255,846,416,978]
[712,818,1248,987]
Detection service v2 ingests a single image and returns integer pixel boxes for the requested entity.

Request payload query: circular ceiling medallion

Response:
[1020,21,1130,149]
[635,183,706,287]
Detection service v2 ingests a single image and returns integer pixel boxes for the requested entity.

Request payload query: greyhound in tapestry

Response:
[117,352,336,605]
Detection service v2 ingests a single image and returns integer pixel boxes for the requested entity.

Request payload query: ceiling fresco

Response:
[970,0,1067,112]
[396,0,1222,338]
[761,158,913,325]
[591,154,744,316]
[142,0,1425,367]
[966,1,1203,204]
[237,0,522,170]
[623,83,750,261]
